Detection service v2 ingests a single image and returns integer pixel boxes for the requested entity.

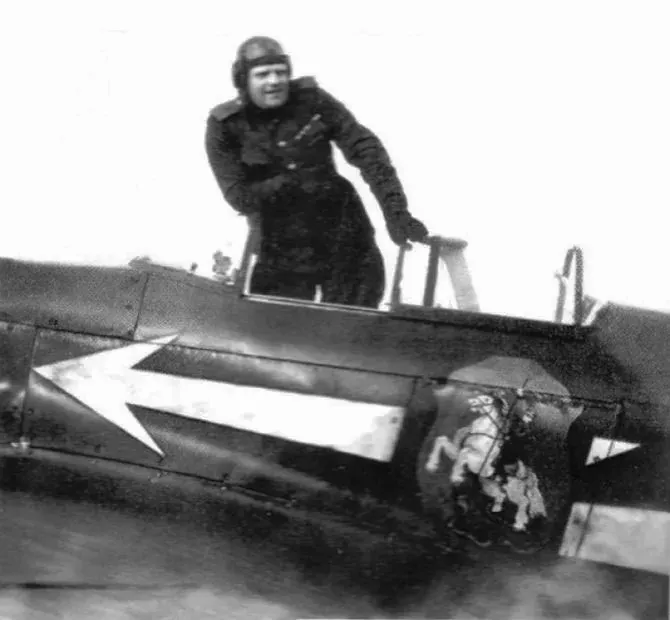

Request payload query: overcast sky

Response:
[1,1,668,320]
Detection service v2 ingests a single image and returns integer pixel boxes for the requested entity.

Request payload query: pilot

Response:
[205,36,428,308]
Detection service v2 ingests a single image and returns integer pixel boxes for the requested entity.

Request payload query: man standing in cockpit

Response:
[205,36,428,308]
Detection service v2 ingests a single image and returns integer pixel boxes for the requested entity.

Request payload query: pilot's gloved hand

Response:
[386,212,429,245]
[297,167,332,195]
[254,173,300,202]
[235,174,301,216]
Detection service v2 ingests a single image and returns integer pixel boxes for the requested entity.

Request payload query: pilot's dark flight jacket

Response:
[205,77,414,308]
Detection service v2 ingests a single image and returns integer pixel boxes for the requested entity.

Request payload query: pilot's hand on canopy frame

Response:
[387,212,430,246]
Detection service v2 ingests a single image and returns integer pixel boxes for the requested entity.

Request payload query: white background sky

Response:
[1,1,668,320]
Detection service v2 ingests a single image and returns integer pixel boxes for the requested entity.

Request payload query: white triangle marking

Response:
[586,436,640,466]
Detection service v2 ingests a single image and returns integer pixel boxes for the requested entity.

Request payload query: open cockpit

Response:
[207,223,602,329]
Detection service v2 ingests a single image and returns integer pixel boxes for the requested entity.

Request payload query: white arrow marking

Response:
[586,436,640,466]
[33,337,404,462]
[34,336,177,456]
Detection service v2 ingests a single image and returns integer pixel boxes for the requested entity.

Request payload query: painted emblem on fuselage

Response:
[418,356,580,552]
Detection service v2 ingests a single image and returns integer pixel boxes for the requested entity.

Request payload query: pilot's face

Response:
[247,63,290,109]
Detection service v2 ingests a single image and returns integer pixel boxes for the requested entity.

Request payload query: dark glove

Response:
[386,212,429,245]
[253,173,300,201]
[237,173,301,215]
